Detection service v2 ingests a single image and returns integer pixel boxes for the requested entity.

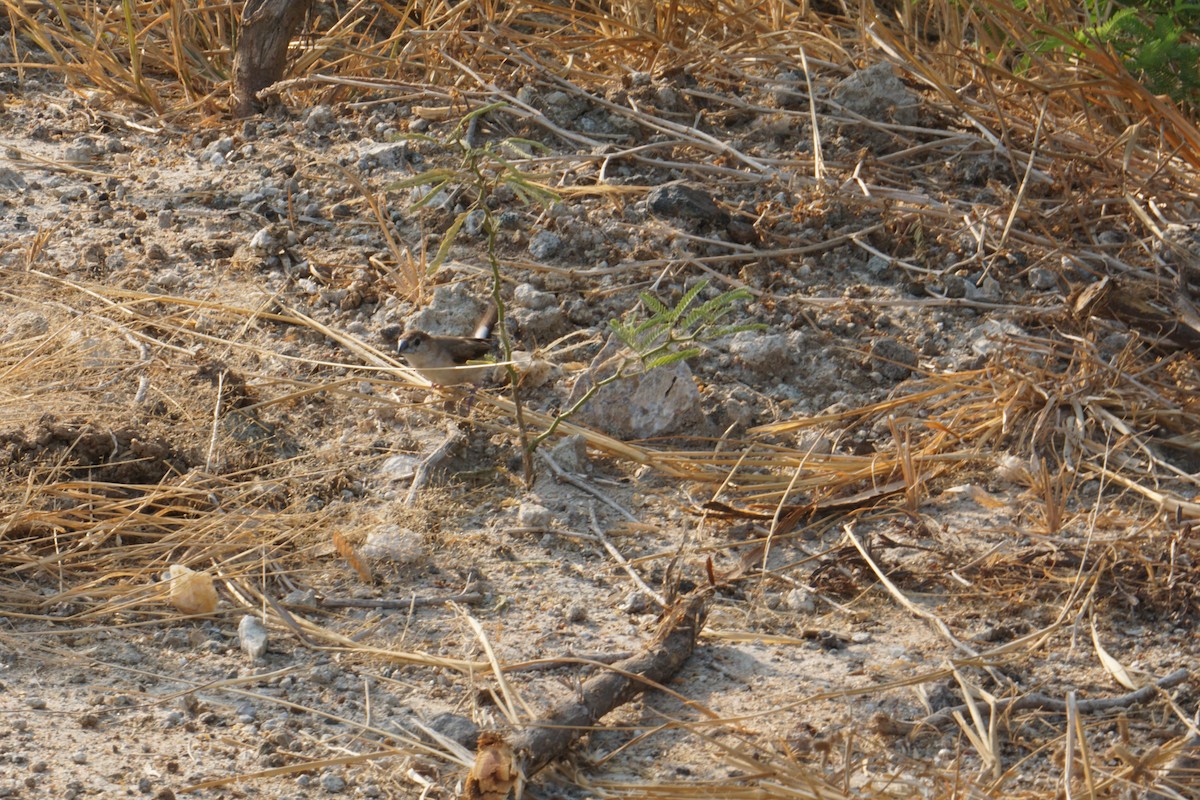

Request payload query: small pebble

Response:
[320,773,347,793]
[528,230,562,259]
[1028,267,1057,290]
[249,227,275,255]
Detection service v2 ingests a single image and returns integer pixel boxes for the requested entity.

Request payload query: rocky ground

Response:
[1,30,1199,800]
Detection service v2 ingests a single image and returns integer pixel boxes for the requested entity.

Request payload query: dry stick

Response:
[843,523,979,659]
[504,588,711,781]
[1148,730,1200,800]
[903,668,1191,734]
[537,451,638,523]
[503,652,635,674]
[318,587,485,610]
[1087,464,1200,520]
[586,503,668,610]
[406,423,467,506]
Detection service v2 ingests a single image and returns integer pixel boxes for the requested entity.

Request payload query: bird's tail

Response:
[473,304,498,339]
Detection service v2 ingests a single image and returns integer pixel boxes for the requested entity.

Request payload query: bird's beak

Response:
[396,339,410,353]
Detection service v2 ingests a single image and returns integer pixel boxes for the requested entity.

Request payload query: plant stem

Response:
[484,215,534,486]
[526,363,628,454]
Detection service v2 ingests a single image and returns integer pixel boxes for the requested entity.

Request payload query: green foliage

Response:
[526,279,761,459]
[386,105,558,273]
[1086,0,1200,108]
[1002,0,1200,111]
[610,280,765,369]
[389,109,761,483]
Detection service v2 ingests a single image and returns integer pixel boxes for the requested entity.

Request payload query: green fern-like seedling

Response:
[611,279,764,368]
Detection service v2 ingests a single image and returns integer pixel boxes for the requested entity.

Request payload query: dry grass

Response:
[3,0,1200,797]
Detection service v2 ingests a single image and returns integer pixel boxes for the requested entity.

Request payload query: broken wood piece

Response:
[505,587,712,780]
[406,423,467,506]
[461,731,518,800]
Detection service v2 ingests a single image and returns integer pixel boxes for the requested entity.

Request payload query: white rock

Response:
[238,615,268,661]
[518,502,552,528]
[249,226,276,255]
[361,525,426,564]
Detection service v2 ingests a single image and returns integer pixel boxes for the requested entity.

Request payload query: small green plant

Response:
[1009,0,1200,111]
[1088,0,1200,108]
[610,281,764,369]
[525,280,764,455]
[389,109,760,485]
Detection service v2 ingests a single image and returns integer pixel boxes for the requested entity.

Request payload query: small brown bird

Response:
[396,305,497,386]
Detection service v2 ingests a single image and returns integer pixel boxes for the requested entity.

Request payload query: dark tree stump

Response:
[231,0,314,116]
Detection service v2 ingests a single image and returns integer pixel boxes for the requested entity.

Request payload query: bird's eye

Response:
[409,337,421,349]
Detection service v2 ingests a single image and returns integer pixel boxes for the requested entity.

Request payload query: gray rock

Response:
[511,305,566,340]
[866,255,890,276]
[513,283,556,310]
[249,226,276,255]
[832,63,920,127]
[357,140,409,170]
[1159,222,1200,282]
[868,337,918,380]
[0,167,27,190]
[1028,267,1058,290]
[405,285,487,336]
[970,319,1024,357]
[941,274,967,298]
[785,589,815,613]
[528,230,562,260]
[769,70,807,109]
[427,712,480,750]
[647,184,730,226]
[730,332,791,377]
[379,454,420,480]
[319,772,346,793]
[304,105,334,131]
[965,275,1002,301]
[58,185,87,202]
[361,525,425,564]
[567,337,704,438]
[517,501,552,528]
[283,588,318,608]
[463,208,487,237]
[63,141,99,164]
[549,434,589,473]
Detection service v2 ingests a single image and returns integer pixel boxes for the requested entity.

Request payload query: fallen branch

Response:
[460,587,711,797]
[886,668,1192,735]
[406,423,467,506]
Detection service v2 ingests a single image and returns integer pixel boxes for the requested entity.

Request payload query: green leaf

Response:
[387,169,456,191]
[670,281,709,323]
[639,292,671,318]
[644,348,701,369]
[428,211,468,274]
